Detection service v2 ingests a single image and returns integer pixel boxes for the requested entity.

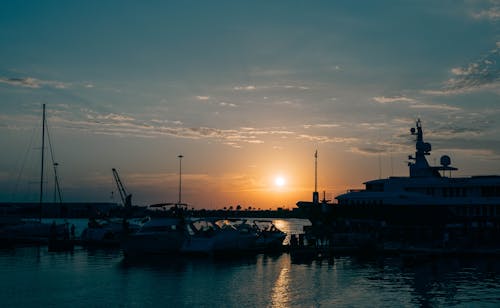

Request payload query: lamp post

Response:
[178,155,183,204]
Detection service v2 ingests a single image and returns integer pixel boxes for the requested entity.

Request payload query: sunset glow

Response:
[0,2,499,210]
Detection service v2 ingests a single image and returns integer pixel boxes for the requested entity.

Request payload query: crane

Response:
[112,168,132,208]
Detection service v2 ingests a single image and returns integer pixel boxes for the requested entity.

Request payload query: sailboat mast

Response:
[39,104,46,220]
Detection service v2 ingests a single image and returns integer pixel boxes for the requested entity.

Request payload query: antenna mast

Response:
[313,150,319,204]
[178,155,183,204]
[314,150,318,192]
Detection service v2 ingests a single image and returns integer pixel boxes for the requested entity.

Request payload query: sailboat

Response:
[0,104,70,246]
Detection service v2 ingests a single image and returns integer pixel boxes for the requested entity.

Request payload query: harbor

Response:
[1,220,500,307]
[2,1,500,306]
[3,119,500,262]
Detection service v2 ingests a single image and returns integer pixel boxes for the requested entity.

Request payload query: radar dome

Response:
[440,155,451,167]
[423,142,431,153]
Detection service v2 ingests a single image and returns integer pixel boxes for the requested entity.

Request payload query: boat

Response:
[80,218,140,247]
[0,220,65,245]
[252,220,286,251]
[79,168,141,247]
[181,218,258,255]
[122,211,262,257]
[121,216,186,257]
[0,104,69,247]
[297,119,500,254]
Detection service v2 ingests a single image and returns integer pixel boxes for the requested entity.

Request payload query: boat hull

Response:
[121,231,185,257]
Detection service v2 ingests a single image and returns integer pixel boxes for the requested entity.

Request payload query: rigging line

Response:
[45,117,57,167]
[12,126,38,201]
[45,116,63,203]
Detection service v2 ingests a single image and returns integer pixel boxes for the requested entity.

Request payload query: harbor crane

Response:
[112,168,132,208]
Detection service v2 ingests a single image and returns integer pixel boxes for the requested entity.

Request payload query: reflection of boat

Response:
[298,119,500,253]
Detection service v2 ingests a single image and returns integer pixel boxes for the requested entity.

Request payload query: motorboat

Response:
[181,218,258,255]
[252,220,286,251]
[121,217,186,257]
[80,218,141,247]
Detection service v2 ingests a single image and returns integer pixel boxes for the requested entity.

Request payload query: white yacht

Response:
[298,119,500,251]
[335,119,500,219]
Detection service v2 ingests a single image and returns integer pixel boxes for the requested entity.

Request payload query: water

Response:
[1,219,500,307]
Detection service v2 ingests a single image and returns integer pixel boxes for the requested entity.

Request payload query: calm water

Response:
[1,219,500,307]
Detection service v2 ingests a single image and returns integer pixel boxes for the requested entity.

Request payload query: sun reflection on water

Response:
[270,265,290,308]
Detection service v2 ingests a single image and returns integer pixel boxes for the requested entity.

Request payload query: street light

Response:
[178,155,183,204]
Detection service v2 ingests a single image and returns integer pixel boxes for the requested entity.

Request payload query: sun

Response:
[274,176,286,187]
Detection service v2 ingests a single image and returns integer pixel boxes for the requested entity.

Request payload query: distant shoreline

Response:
[0,202,306,219]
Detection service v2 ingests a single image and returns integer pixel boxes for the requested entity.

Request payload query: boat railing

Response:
[347,189,364,193]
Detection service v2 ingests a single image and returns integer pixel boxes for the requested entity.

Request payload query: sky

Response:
[0,1,499,209]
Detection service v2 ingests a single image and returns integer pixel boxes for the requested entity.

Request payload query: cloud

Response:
[443,148,500,160]
[409,104,461,111]
[0,77,69,89]
[233,85,257,91]
[150,119,183,125]
[232,84,310,93]
[219,102,237,107]
[297,134,358,144]
[349,146,386,155]
[195,95,210,100]
[425,42,500,95]
[44,108,277,147]
[95,113,135,122]
[472,5,500,20]
[303,123,341,129]
[281,85,310,90]
[372,95,459,111]
[373,96,416,104]
[0,77,41,88]
[249,68,293,77]
[69,111,356,148]
[1,105,380,150]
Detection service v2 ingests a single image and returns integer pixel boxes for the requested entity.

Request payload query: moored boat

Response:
[297,119,500,254]
[252,220,287,251]
[121,217,186,257]
[0,104,69,247]
[80,218,141,247]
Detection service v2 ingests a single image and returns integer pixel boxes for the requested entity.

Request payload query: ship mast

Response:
[178,154,183,205]
[313,150,319,204]
[314,150,318,192]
